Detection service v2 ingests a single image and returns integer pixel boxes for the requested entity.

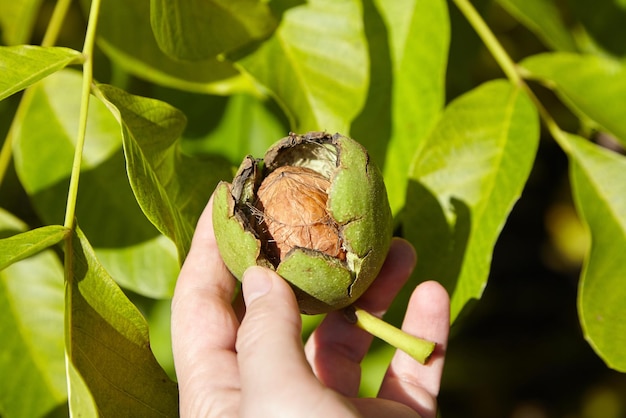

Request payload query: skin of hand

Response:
[171,195,450,418]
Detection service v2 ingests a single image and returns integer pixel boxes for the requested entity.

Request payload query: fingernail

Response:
[242,266,273,304]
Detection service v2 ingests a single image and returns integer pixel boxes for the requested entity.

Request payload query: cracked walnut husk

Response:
[212,131,393,314]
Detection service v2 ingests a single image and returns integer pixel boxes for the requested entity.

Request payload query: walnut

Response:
[212,132,392,314]
[253,166,346,263]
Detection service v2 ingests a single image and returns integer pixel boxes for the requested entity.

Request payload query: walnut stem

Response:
[345,306,436,365]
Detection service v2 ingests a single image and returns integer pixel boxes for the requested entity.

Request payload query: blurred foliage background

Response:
[440,1,626,417]
[1,0,626,417]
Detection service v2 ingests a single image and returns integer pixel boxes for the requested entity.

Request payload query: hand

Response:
[171,195,450,418]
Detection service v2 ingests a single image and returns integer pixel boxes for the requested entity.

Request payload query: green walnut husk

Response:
[212,131,393,315]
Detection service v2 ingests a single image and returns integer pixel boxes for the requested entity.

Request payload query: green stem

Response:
[0,0,73,188]
[63,0,101,379]
[63,0,102,229]
[452,0,521,85]
[346,306,436,364]
[452,0,571,152]
[41,0,74,47]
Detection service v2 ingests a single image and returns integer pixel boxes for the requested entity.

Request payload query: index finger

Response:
[171,194,241,416]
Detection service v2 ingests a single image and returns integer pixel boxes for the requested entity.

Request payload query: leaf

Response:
[368,0,449,214]
[403,80,539,321]
[521,53,626,148]
[565,133,626,372]
[568,0,626,56]
[88,0,255,94]
[96,84,233,261]
[66,360,98,417]
[181,93,287,165]
[0,210,67,418]
[143,298,176,380]
[66,226,179,416]
[150,0,277,61]
[495,0,576,52]
[0,0,45,45]
[0,224,68,270]
[0,45,82,101]
[349,0,393,171]
[237,0,369,133]
[13,69,180,298]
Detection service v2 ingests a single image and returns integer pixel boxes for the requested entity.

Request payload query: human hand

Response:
[171,195,450,417]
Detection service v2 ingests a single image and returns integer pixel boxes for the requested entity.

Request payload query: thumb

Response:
[236,267,319,415]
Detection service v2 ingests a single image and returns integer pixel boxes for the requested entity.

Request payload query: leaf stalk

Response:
[452,0,571,152]
[346,306,436,365]
[63,0,102,229]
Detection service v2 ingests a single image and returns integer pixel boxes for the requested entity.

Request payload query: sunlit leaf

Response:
[13,70,180,298]
[0,45,82,101]
[0,224,68,270]
[150,0,277,61]
[368,0,449,214]
[89,0,255,94]
[66,226,179,416]
[0,0,45,45]
[521,53,626,148]
[403,80,539,321]
[495,0,576,52]
[97,84,233,261]
[237,0,369,133]
[0,209,67,418]
[565,133,626,372]
[66,360,98,417]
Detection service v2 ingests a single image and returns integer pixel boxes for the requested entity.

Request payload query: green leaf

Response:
[403,80,539,321]
[0,45,82,101]
[495,0,576,52]
[90,0,255,94]
[565,134,626,372]
[144,298,176,380]
[521,53,626,148]
[237,0,369,133]
[150,0,277,61]
[368,0,449,214]
[349,0,393,171]
[0,209,67,418]
[0,224,68,270]
[568,0,626,56]
[181,93,287,164]
[66,360,98,417]
[0,0,45,45]
[13,70,180,298]
[97,84,233,261]
[66,226,179,416]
